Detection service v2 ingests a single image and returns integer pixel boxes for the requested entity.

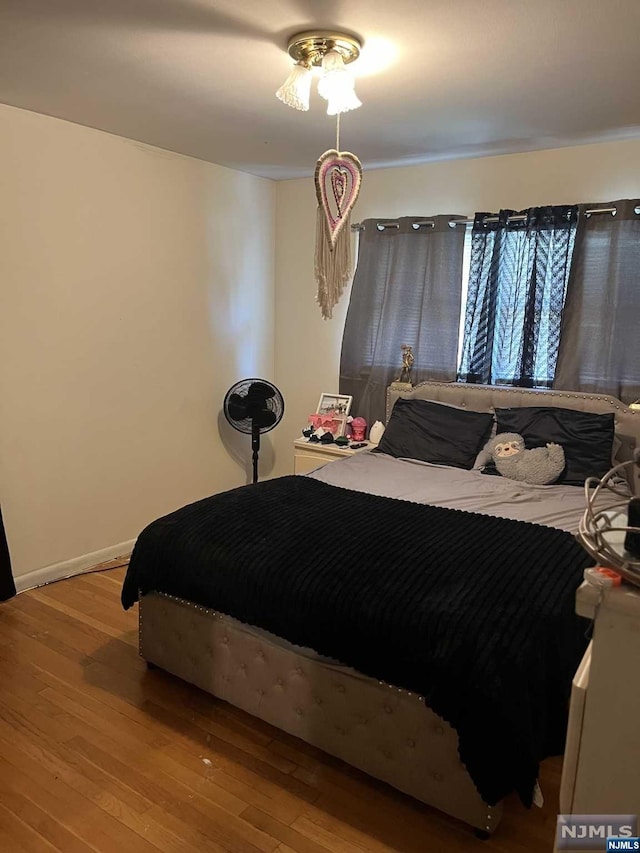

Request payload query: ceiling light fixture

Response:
[276,30,362,115]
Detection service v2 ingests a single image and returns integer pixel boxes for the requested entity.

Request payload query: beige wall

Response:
[273,139,640,476]
[0,105,276,584]
[4,109,640,583]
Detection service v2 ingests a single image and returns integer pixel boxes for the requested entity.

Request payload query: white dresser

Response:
[559,580,640,816]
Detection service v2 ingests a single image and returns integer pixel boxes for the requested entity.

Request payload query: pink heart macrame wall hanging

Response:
[313,149,362,319]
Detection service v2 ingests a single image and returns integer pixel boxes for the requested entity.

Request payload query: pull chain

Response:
[336,113,340,151]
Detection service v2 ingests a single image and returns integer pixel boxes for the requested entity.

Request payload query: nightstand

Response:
[558,581,640,823]
[293,438,374,475]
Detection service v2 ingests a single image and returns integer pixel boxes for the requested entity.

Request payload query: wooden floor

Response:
[0,566,562,852]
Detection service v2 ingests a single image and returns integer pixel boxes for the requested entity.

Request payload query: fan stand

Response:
[251,424,261,485]
[223,378,284,485]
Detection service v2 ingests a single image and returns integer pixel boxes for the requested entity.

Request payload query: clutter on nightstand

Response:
[303,394,373,451]
[301,420,368,450]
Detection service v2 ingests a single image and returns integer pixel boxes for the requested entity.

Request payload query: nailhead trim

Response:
[140,592,431,703]
[386,381,637,422]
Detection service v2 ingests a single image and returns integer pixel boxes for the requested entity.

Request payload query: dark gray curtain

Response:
[0,508,16,601]
[554,200,640,403]
[339,215,466,424]
[458,206,578,387]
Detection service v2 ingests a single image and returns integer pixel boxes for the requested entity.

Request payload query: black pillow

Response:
[494,406,615,486]
[374,398,495,469]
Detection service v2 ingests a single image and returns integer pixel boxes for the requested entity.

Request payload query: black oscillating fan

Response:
[223,379,285,483]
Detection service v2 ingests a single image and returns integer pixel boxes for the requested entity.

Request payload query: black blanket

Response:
[122,475,592,806]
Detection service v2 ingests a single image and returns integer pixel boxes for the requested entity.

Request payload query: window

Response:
[457,207,578,388]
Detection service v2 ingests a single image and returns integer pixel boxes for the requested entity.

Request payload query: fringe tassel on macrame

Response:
[315,207,353,320]
[313,137,362,320]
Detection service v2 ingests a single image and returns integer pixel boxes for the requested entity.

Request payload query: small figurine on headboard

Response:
[397,344,414,384]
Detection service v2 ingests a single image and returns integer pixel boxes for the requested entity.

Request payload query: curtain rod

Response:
[351,206,622,231]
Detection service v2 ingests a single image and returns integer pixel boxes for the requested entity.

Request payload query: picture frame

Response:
[316,393,353,418]
[307,412,347,436]
[327,415,348,437]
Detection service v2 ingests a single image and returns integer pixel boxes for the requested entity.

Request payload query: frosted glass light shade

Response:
[276,62,312,111]
[317,49,362,115]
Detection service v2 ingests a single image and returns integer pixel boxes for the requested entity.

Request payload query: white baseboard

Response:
[15,539,136,593]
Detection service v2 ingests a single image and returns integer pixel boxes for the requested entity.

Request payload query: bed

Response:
[121,382,640,836]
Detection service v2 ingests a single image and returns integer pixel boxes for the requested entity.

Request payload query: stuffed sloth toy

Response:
[490,432,565,486]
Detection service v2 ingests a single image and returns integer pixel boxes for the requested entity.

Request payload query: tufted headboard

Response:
[386,382,640,494]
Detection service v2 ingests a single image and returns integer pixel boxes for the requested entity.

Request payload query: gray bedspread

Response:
[309,450,621,534]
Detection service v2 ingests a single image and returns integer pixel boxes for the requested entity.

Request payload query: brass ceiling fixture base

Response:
[287,31,362,68]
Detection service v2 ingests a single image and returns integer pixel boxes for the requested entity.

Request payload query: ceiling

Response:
[2,0,640,180]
